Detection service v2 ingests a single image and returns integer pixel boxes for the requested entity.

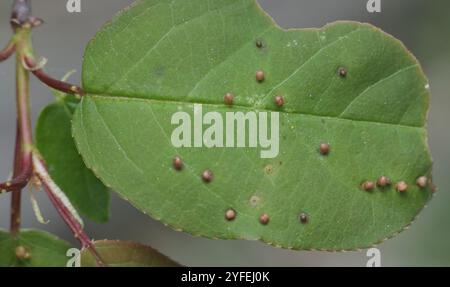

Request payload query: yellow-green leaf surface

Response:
[81,240,180,267]
[0,229,71,267]
[73,0,432,250]
[36,97,110,223]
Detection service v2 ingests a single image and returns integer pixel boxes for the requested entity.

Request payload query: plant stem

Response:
[0,42,16,62]
[4,0,105,266]
[23,56,85,96]
[32,154,105,267]
[10,29,33,236]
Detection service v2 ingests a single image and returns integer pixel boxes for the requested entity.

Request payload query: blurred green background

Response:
[0,0,449,266]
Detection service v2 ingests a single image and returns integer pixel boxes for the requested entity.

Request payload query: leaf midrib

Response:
[83,93,425,130]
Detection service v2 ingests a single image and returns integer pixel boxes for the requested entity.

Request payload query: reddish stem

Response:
[33,156,105,267]
[10,37,33,235]
[5,0,104,266]
[23,56,85,96]
[0,42,16,62]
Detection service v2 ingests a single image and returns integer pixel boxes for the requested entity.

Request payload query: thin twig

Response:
[0,170,32,192]
[0,41,16,62]
[10,30,34,234]
[6,1,104,266]
[23,56,85,96]
[32,154,106,267]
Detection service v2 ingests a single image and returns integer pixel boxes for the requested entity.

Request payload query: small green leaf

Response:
[81,240,180,267]
[36,97,110,223]
[0,229,71,267]
[73,0,433,250]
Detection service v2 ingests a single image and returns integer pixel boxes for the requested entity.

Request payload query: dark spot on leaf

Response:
[264,164,273,175]
[338,67,347,78]
[299,212,309,224]
[250,195,261,207]
[256,39,264,48]
[153,66,165,77]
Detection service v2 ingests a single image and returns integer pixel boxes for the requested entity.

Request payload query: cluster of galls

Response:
[169,38,432,231]
[172,155,310,226]
[361,175,432,193]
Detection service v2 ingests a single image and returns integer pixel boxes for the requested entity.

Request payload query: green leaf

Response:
[73,0,433,250]
[0,229,71,267]
[81,240,180,267]
[36,97,110,223]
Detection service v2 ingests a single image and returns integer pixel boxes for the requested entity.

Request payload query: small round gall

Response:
[416,176,428,189]
[395,181,408,193]
[225,209,236,221]
[299,212,309,224]
[202,170,214,183]
[172,156,183,171]
[362,181,375,191]
[338,67,347,78]
[224,93,234,106]
[259,213,270,225]
[319,143,330,156]
[274,95,285,107]
[256,70,265,82]
[377,176,391,188]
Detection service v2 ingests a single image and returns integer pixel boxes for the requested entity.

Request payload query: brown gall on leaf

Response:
[256,70,265,82]
[395,181,408,193]
[299,212,309,224]
[224,93,234,106]
[377,176,391,188]
[259,213,270,225]
[172,156,183,171]
[338,66,348,78]
[274,95,285,107]
[319,143,330,155]
[225,209,236,221]
[416,176,428,189]
[362,181,376,191]
[201,170,213,183]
